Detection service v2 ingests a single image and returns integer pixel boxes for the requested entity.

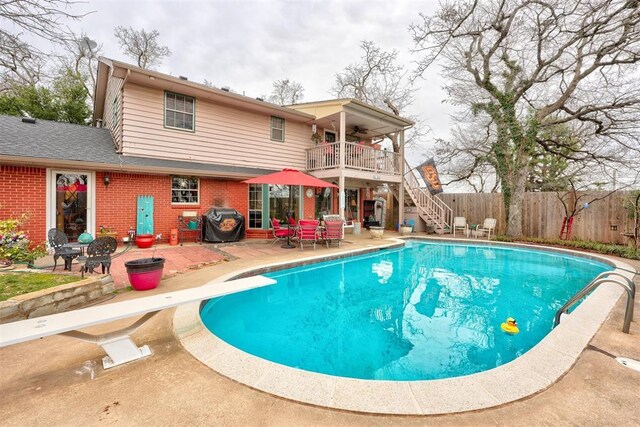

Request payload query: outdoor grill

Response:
[202,207,245,243]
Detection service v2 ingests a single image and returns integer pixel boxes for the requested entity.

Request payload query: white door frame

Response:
[46,169,96,237]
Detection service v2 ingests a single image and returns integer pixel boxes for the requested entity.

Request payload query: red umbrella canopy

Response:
[243,169,337,188]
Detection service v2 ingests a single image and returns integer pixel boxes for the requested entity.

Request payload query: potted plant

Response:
[311,131,323,144]
[99,225,117,240]
[399,220,413,236]
[135,233,155,248]
[125,234,165,291]
[369,226,384,239]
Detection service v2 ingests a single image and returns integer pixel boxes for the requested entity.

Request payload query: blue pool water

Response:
[200,241,610,381]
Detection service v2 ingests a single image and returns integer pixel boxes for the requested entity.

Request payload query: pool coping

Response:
[173,237,636,415]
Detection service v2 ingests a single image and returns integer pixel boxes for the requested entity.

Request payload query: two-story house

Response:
[1,57,449,245]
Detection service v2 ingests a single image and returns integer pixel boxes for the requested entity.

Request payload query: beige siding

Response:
[121,84,313,169]
[104,74,124,151]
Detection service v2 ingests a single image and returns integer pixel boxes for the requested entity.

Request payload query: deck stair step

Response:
[394,160,452,233]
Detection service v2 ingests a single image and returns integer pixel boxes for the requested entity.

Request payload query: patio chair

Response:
[323,219,345,247]
[452,217,468,237]
[269,217,295,246]
[296,219,320,250]
[48,228,80,271]
[322,214,342,222]
[84,236,117,274]
[475,218,497,239]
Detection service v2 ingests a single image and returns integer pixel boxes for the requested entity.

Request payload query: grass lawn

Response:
[0,272,81,301]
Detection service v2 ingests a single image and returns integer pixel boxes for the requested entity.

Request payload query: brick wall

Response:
[0,165,47,244]
[1,166,326,244]
[95,172,251,242]
[302,186,316,220]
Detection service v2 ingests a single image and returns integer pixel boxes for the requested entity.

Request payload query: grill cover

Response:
[202,207,245,243]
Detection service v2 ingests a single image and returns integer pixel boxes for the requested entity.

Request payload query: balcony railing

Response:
[306,142,401,176]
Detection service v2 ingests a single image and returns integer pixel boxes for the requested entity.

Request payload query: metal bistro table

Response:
[62,242,89,256]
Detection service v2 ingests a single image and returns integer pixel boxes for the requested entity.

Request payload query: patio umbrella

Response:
[243,169,337,249]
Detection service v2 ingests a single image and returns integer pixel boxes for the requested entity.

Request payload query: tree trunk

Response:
[505,164,529,237]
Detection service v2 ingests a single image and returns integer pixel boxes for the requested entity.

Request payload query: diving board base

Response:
[103,343,152,369]
[60,311,159,369]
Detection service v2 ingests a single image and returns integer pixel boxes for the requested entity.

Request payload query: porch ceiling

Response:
[291,98,414,139]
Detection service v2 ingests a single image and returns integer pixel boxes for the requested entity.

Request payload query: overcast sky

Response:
[63,0,454,166]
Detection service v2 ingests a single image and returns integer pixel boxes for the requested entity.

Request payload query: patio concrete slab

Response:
[1,234,639,425]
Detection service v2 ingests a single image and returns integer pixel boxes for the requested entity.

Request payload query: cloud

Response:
[65,0,454,159]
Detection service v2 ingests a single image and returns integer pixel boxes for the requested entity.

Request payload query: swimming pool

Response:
[200,240,611,381]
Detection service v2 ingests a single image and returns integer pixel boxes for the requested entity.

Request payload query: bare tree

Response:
[331,40,426,153]
[113,27,171,69]
[410,0,640,236]
[0,0,87,90]
[268,78,304,105]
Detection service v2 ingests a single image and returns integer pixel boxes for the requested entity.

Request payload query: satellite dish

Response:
[78,37,97,51]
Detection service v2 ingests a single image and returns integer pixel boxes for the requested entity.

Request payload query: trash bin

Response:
[353,221,362,235]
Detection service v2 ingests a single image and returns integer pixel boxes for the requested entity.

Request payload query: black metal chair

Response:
[48,228,80,271]
[85,236,117,274]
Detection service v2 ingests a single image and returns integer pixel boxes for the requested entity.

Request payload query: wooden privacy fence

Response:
[437,191,634,244]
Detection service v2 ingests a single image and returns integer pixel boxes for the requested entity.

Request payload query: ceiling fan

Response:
[351,125,369,135]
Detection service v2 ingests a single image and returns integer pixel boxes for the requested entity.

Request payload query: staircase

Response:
[394,160,452,234]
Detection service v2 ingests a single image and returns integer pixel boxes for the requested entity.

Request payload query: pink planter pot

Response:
[124,257,165,291]
[135,234,155,248]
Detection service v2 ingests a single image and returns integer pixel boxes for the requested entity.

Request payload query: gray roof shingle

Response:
[0,115,273,177]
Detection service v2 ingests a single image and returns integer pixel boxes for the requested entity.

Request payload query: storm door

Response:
[47,170,95,242]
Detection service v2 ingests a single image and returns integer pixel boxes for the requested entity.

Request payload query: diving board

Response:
[0,275,275,369]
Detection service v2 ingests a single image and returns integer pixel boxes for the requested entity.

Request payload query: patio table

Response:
[62,242,89,256]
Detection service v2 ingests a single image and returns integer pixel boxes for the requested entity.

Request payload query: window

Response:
[248,184,263,228]
[171,176,199,204]
[315,187,333,219]
[270,116,285,141]
[165,92,195,131]
[269,185,299,220]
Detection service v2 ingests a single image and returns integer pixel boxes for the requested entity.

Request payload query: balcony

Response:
[305,141,401,179]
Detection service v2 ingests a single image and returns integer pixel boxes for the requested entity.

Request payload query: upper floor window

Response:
[165,92,195,131]
[171,176,199,204]
[270,116,285,142]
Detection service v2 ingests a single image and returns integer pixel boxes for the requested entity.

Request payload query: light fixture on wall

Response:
[311,123,317,133]
[104,173,110,187]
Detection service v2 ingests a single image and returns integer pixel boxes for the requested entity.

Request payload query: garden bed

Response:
[493,236,640,260]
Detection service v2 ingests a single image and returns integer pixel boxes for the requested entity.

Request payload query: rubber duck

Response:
[501,317,520,335]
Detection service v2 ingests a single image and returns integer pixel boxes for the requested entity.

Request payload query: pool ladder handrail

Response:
[554,271,636,334]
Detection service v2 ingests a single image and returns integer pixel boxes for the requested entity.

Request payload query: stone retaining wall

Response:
[0,275,114,324]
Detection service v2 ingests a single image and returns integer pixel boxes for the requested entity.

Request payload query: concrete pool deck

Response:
[1,233,639,425]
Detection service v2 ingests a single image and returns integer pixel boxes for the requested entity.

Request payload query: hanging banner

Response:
[417,158,443,195]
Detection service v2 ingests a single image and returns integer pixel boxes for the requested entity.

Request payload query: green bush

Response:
[0,213,46,264]
[494,235,640,260]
